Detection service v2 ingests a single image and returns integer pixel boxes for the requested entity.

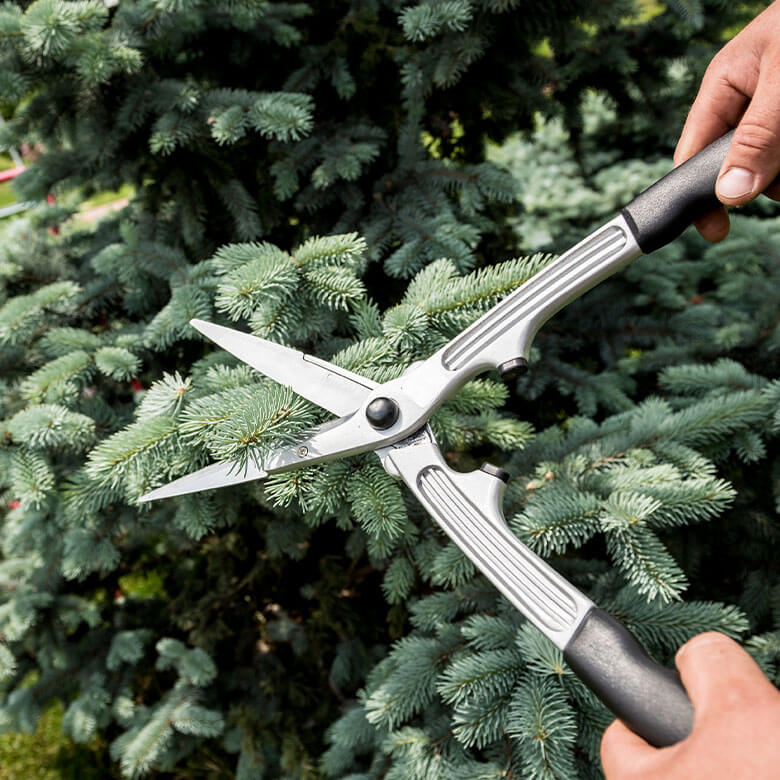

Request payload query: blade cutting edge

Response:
[190,319,375,416]
[139,408,392,502]
[138,459,267,502]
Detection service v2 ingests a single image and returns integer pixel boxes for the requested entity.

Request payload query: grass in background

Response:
[0,703,111,780]
[0,151,134,216]
[79,184,134,211]
[0,183,17,209]
[0,152,25,211]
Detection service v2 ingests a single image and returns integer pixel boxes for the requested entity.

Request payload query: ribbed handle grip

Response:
[563,607,693,747]
[383,430,693,747]
[437,216,641,377]
[382,428,594,648]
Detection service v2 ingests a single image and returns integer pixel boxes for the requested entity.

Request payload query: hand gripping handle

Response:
[622,131,734,253]
[429,130,765,391]
[382,429,693,747]
[562,607,693,747]
[622,129,780,253]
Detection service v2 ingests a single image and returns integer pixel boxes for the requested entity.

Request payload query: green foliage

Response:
[0,701,110,780]
[0,0,776,778]
[507,675,577,779]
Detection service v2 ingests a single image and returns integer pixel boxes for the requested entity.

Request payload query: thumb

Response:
[600,719,668,778]
[674,632,776,719]
[716,69,780,206]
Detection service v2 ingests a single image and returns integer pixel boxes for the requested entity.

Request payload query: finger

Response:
[674,58,752,166]
[716,65,780,206]
[675,632,777,717]
[763,179,780,201]
[600,719,661,779]
[692,205,730,243]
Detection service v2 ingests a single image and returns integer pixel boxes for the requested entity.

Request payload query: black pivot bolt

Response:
[365,397,400,429]
[480,463,510,484]
[498,357,529,381]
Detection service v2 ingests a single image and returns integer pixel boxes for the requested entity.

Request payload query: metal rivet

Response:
[480,462,510,483]
[365,397,400,430]
[498,357,529,380]
[297,446,308,457]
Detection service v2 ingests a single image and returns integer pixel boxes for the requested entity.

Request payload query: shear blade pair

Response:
[138,318,434,501]
[140,308,605,641]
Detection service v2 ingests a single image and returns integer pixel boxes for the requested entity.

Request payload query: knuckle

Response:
[701,56,729,87]
[705,46,741,82]
[733,119,780,155]
[700,47,759,98]
[706,48,729,71]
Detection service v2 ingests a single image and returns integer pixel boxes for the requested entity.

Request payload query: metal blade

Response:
[190,319,376,416]
[139,460,266,502]
[139,409,391,502]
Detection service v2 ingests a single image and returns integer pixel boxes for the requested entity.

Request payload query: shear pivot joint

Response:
[366,397,400,429]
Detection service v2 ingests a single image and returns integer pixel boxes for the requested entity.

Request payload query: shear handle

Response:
[622,129,764,253]
[382,430,693,747]
[624,130,780,252]
[381,428,594,647]
[563,607,693,747]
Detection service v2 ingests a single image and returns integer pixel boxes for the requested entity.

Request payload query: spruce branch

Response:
[507,674,577,780]
[180,383,316,474]
[5,404,95,450]
[95,346,140,381]
[365,636,447,729]
[400,1,474,42]
[136,372,192,419]
[85,415,179,492]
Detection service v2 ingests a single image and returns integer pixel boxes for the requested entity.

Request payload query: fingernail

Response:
[676,633,730,664]
[717,167,756,200]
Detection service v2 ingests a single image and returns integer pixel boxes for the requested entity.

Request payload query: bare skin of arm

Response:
[600,632,780,779]
[674,0,780,241]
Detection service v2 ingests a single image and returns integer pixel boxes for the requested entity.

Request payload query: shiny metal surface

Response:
[139,459,267,502]
[139,411,388,501]
[442,218,636,371]
[141,215,642,646]
[190,319,376,416]
[380,427,594,648]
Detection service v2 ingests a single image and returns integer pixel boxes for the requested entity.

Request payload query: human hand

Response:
[674,0,780,242]
[600,632,780,779]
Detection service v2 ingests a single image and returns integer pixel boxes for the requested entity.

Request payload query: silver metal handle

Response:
[380,428,594,649]
[380,429,693,745]
[440,215,642,375]
[390,215,643,422]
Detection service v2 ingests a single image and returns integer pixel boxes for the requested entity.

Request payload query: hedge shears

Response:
[141,132,747,747]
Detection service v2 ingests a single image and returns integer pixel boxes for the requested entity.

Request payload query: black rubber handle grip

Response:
[622,130,734,253]
[563,607,693,747]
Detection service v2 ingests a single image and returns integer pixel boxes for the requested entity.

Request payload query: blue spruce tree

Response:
[0,1,776,777]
